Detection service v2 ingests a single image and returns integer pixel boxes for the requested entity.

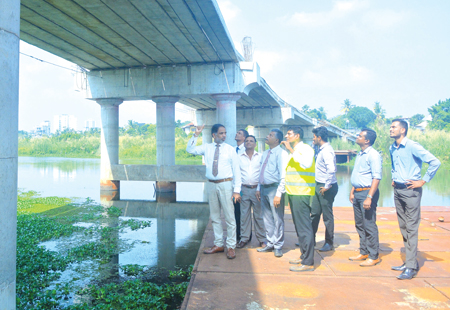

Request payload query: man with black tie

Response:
[186,124,242,259]
[234,129,248,242]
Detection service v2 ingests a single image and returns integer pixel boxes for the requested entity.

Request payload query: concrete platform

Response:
[181,206,450,309]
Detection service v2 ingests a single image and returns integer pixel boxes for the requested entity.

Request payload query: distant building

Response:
[53,114,77,133]
[84,119,96,131]
[416,114,432,131]
[40,121,51,135]
[182,122,195,134]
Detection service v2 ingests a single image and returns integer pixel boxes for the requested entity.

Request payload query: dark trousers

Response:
[394,187,422,269]
[353,189,380,260]
[234,201,241,241]
[311,182,338,245]
[289,194,314,266]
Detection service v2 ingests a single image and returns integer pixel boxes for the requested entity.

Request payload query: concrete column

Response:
[98,98,123,192]
[254,126,269,153]
[153,96,179,192]
[303,125,315,146]
[0,1,20,308]
[212,94,241,146]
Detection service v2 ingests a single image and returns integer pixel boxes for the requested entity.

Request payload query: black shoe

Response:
[319,243,334,252]
[391,263,406,271]
[274,249,283,257]
[295,243,300,247]
[397,268,418,280]
[392,260,419,272]
[257,245,274,252]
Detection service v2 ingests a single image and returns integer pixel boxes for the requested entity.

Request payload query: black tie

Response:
[236,146,239,154]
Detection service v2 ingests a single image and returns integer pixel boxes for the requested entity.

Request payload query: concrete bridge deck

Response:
[182,206,450,309]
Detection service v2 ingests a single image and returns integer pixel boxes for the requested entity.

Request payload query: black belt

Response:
[261,183,278,188]
[242,184,258,189]
[394,182,408,189]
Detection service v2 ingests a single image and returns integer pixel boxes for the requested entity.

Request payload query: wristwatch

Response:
[367,194,372,199]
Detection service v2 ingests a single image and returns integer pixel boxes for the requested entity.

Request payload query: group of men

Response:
[186,119,440,280]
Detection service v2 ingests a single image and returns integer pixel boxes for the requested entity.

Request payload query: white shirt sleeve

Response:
[276,149,288,197]
[292,143,314,169]
[232,150,242,193]
[186,136,205,156]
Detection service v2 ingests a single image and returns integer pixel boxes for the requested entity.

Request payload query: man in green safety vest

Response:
[281,126,316,272]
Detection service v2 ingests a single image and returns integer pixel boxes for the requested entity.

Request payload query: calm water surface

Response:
[18,157,450,207]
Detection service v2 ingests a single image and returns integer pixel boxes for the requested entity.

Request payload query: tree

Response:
[428,99,450,131]
[307,107,327,120]
[347,106,376,129]
[373,101,386,120]
[409,114,425,127]
[301,105,310,113]
[340,99,354,115]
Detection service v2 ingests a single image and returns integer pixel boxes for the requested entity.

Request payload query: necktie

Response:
[236,146,239,154]
[212,144,220,177]
[259,150,271,185]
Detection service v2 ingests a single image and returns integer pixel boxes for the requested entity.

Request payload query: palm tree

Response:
[340,99,354,115]
[373,101,386,119]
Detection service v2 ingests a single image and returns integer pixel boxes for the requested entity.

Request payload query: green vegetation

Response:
[16,191,191,309]
[428,98,450,131]
[19,121,201,164]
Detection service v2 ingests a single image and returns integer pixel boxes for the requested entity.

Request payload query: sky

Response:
[18,0,450,131]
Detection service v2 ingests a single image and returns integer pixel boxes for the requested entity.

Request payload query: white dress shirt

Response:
[257,145,288,197]
[186,136,242,192]
[236,143,246,155]
[290,141,315,169]
[315,142,337,189]
[239,151,261,185]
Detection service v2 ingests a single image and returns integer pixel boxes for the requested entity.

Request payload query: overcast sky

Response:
[18,0,450,131]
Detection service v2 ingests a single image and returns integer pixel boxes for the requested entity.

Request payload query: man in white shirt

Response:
[236,135,267,248]
[256,129,288,258]
[234,129,249,242]
[311,126,338,252]
[186,124,242,259]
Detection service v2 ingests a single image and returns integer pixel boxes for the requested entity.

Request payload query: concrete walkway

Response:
[181,206,450,309]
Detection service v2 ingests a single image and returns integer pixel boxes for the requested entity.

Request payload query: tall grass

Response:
[19,134,202,163]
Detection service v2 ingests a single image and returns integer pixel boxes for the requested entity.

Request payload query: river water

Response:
[19,156,450,207]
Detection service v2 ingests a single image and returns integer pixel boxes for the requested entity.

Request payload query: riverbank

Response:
[17,191,191,309]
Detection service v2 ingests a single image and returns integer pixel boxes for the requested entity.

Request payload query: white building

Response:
[84,119,96,131]
[40,121,51,135]
[53,114,78,133]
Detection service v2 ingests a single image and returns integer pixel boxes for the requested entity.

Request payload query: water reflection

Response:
[101,199,209,269]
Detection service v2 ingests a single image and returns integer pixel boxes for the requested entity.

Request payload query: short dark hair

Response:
[238,129,249,138]
[271,129,283,144]
[287,126,304,140]
[312,126,328,142]
[392,118,408,136]
[211,124,225,136]
[245,135,256,143]
[361,128,377,145]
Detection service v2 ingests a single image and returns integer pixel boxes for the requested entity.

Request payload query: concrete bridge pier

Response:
[0,0,20,308]
[153,96,179,193]
[254,126,269,153]
[213,94,241,146]
[303,125,315,146]
[98,98,123,193]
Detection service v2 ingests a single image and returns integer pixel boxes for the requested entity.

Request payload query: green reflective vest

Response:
[285,144,315,196]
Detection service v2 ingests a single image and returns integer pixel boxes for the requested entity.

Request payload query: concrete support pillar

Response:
[212,94,241,146]
[303,125,315,146]
[254,126,270,153]
[98,98,123,192]
[157,216,176,269]
[153,96,179,192]
[0,1,20,308]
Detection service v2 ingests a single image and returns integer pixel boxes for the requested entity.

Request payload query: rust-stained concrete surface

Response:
[182,206,450,310]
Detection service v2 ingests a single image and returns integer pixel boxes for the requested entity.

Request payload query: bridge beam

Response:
[0,0,19,308]
[98,98,123,192]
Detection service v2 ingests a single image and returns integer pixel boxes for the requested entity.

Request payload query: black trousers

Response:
[394,187,422,269]
[311,182,338,245]
[289,194,314,266]
[353,189,380,260]
[234,201,241,241]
